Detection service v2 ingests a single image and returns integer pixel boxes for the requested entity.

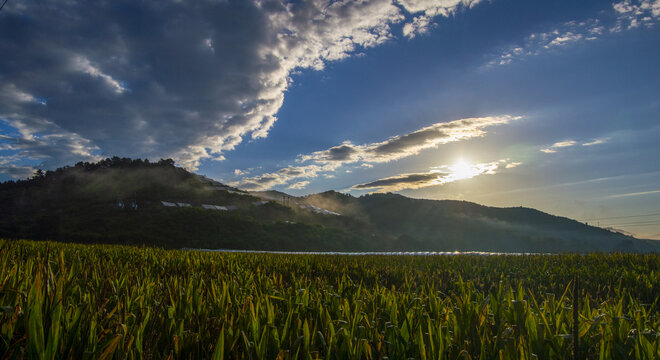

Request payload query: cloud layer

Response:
[0,0,483,175]
[235,115,519,190]
[490,0,660,66]
[299,116,517,164]
[352,159,515,192]
[540,137,609,153]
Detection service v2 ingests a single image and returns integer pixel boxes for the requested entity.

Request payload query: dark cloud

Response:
[351,159,515,192]
[314,143,360,162]
[0,165,36,179]
[0,0,482,172]
[353,172,441,189]
[368,128,450,156]
[1,0,275,169]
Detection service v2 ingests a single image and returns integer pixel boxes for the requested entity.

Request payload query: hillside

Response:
[1,158,658,252]
[0,158,377,250]
[301,191,660,252]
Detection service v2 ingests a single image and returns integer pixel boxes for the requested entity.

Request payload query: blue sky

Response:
[1,0,659,239]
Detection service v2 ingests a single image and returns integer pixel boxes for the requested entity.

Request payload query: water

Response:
[187,249,550,256]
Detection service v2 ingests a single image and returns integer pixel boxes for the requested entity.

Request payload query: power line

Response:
[0,0,8,12]
[580,212,660,221]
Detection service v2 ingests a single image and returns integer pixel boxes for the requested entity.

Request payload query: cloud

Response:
[1,84,47,105]
[505,161,522,169]
[540,140,576,153]
[0,0,484,172]
[604,189,660,198]
[550,140,577,147]
[400,0,484,38]
[0,155,37,179]
[353,172,441,191]
[541,137,610,153]
[0,116,102,172]
[300,116,518,164]
[490,1,659,66]
[288,181,310,190]
[583,137,610,146]
[0,165,36,179]
[235,163,340,191]
[612,0,660,31]
[71,56,127,94]
[352,159,514,192]
[234,115,519,190]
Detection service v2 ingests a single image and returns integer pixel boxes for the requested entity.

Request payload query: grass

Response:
[0,240,658,359]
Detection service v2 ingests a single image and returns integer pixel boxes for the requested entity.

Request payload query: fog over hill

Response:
[300,191,659,253]
[1,158,658,253]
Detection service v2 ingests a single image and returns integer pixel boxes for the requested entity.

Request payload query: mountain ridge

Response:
[1,157,657,252]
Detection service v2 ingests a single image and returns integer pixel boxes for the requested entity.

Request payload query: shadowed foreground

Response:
[0,240,658,359]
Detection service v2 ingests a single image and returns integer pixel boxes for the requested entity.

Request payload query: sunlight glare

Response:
[448,159,480,182]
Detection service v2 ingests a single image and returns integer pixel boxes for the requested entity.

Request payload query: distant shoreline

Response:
[187,249,554,256]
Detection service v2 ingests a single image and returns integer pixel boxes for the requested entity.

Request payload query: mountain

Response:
[301,191,659,253]
[0,158,378,250]
[1,157,658,252]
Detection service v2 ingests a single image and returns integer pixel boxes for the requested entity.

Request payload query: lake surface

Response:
[189,249,550,256]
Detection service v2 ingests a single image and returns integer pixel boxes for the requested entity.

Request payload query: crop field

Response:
[0,240,658,359]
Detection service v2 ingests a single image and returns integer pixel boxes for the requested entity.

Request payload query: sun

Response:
[449,159,478,181]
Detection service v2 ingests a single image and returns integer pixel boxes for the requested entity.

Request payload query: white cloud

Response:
[612,0,660,30]
[403,15,433,38]
[490,1,659,66]
[546,32,583,47]
[204,38,215,53]
[233,163,340,191]
[299,116,519,164]
[551,140,577,148]
[541,137,611,153]
[234,115,519,190]
[71,56,127,94]
[604,189,660,198]
[583,137,610,146]
[399,0,483,37]
[288,181,310,190]
[540,140,576,153]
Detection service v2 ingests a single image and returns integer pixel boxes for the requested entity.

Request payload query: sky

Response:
[1,0,659,239]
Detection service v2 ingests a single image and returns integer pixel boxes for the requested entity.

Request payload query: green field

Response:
[0,240,658,359]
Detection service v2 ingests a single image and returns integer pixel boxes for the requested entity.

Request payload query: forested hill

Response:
[0,158,378,250]
[1,157,658,252]
[301,191,660,253]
